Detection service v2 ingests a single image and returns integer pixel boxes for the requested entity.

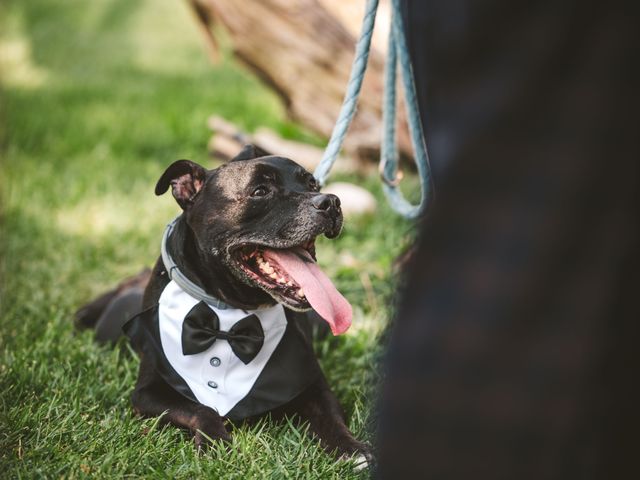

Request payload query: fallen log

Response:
[188,0,411,162]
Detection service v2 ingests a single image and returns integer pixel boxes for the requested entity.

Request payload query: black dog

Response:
[76,145,371,466]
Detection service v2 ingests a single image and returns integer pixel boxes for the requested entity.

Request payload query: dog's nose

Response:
[311,193,341,211]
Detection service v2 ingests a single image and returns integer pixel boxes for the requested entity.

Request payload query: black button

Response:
[210,357,221,367]
[207,380,218,389]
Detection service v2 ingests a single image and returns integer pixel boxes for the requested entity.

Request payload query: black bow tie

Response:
[181,301,264,364]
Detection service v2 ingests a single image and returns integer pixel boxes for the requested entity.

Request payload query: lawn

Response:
[0,0,415,477]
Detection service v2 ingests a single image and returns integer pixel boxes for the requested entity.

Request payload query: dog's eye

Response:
[251,186,269,197]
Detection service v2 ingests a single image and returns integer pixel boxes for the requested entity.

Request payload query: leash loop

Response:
[313,0,433,219]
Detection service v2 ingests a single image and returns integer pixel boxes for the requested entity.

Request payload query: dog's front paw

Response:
[350,453,370,472]
[340,443,375,471]
[192,411,232,450]
[194,425,232,450]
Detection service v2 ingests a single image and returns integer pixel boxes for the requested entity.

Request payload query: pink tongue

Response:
[262,247,352,335]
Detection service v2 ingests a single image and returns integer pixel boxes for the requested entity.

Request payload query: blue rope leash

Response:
[313,0,433,219]
[313,0,379,184]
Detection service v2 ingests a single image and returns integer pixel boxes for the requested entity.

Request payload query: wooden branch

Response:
[207,115,364,175]
[189,0,411,161]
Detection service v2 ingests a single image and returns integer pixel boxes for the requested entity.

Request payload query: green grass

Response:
[0,0,415,477]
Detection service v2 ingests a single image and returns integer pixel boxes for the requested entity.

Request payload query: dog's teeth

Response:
[277,276,286,284]
[286,281,293,287]
[269,272,278,279]
[296,288,305,298]
[258,261,274,274]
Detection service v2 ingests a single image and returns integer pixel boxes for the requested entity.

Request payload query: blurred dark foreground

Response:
[376,0,639,478]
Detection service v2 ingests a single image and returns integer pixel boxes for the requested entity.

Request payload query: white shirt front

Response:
[157,280,287,416]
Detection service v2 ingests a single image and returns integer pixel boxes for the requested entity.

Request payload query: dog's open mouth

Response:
[233,242,352,335]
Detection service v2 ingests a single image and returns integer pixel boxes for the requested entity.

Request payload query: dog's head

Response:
[155,145,351,334]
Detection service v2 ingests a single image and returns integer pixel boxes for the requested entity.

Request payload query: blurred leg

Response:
[377,1,639,478]
[95,288,144,343]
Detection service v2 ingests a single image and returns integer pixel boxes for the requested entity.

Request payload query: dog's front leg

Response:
[131,364,230,448]
[292,376,373,467]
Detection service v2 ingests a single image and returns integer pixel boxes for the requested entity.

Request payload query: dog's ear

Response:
[230,144,270,162]
[155,160,207,209]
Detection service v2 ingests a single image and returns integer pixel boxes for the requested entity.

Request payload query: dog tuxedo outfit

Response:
[124,280,321,421]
